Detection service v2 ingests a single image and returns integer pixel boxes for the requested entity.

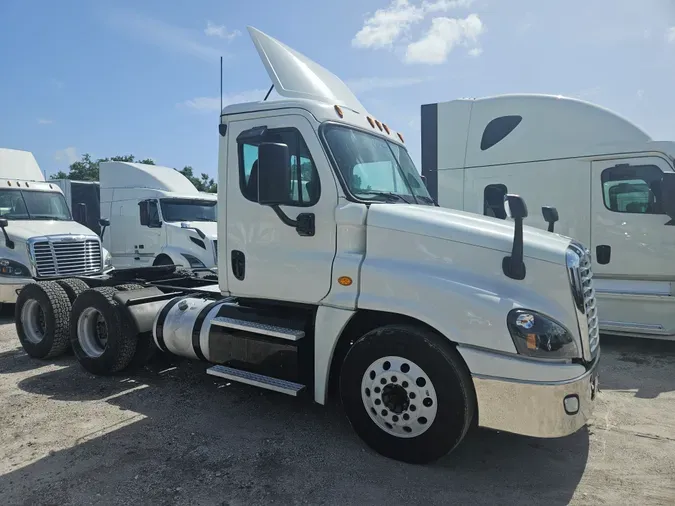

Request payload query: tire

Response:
[173,267,192,278]
[55,278,89,304]
[15,281,71,359]
[129,331,158,369]
[115,283,144,291]
[70,287,138,375]
[339,324,476,464]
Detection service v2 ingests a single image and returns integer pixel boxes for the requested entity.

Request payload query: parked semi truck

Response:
[14,28,600,464]
[0,148,113,306]
[420,94,675,340]
[99,161,218,271]
[55,163,218,271]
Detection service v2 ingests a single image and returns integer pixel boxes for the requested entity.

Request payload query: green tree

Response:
[177,166,217,193]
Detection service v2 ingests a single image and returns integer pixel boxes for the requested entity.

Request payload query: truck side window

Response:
[601,164,664,214]
[238,128,320,207]
[484,184,508,219]
[139,200,161,227]
[481,116,522,151]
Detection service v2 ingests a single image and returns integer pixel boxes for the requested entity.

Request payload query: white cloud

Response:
[637,89,645,100]
[106,8,224,61]
[54,147,78,165]
[667,27,675,43]
[204,21,241,41]
[345,76,431,93]
[37,119,54,125]
[405,14,484,64]
[467,47,483,57]
[352,0,474,49]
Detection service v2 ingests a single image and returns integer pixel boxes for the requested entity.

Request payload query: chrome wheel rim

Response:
[361,356,438,438]
[77,307,108,358]
[21,299,47,344]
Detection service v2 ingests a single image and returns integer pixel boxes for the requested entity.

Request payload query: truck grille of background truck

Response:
[580,248,600,355]
[31,239,102,277]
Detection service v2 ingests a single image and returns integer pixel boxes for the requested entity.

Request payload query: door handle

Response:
[596,245,611,265]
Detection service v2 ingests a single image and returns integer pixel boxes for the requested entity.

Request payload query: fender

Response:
[158,245,217,269]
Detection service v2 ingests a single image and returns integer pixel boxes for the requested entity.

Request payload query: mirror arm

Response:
[0,226,14,249]
[270,205,315,237]
[502,217,526,280]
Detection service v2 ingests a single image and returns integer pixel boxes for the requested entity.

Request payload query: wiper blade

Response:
[356,191,414,203]
[415,195,436,205]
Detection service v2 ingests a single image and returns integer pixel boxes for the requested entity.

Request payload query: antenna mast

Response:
[220,56,223,113]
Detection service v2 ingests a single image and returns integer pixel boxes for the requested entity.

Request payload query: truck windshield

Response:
[322,124,434,205]
[159,198,217,222]
[0,189,72,221]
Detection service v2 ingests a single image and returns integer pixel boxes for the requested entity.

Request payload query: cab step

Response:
[206,365,306,396]
[210,316,305,341]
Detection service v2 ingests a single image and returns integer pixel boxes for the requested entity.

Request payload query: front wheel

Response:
[339,324,476,464]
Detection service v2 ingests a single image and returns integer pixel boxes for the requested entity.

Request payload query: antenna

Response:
[220,56,223,113]
[264,84,274,101]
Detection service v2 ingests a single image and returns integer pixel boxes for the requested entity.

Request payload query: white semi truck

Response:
[0,148,113,308]
[98,161,218,271]
[13,28,600,464]
[420,95,675,340]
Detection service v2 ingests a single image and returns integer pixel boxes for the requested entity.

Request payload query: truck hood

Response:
[4,220,99,242]
[367,205,572,265]
[165,221,217,239]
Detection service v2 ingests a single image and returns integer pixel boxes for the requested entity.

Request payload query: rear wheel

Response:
[70,287,138,375]
[15,281,71,359]
[340,324,476,464]
[56,278,89,304]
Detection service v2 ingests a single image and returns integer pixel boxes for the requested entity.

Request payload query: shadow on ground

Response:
[0,348,591,506]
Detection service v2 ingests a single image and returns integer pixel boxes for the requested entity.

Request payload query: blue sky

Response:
[1,0,674,180]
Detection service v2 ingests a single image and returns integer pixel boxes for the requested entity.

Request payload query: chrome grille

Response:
[31,237,102,277]
[579,249,599,354]
[567,242,600,358]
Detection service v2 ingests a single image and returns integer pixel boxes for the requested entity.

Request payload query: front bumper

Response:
[0,277,33,303]
[472,352,600,438]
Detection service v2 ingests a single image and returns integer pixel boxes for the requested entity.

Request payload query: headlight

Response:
[103,250,113,269]
[566,248,584,311]
[0,259,31,278]
[507,309,579,359]
[181,253,205,268]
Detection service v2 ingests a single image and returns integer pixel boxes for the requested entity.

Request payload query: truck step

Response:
[206,365,305,396]
[210,316,305,341]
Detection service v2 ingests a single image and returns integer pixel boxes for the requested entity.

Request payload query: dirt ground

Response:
[1,305,674,506]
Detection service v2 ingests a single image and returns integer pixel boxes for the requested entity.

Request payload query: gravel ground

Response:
[1,305,675,506]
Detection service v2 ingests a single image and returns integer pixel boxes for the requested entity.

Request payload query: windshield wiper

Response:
[355,191,415,204]
[414,195,436,205]
[29,215,70,221]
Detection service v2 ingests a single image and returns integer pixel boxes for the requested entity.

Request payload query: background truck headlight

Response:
[0,259,31,277]
[507,309,579,359]
[181,253,206,268]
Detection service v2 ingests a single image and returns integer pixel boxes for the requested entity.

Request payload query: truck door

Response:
[136,199,165,266]
[590,157,675,330]
[225,114,338,304]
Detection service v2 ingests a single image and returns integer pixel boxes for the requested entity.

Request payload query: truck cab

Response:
[421,95,675,340]
[99,161,218,271]
[0,148,113,303]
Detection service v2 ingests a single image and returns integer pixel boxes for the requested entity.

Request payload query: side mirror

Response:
[542,206,559,233]
[420,174,428,188]
[661,173,675,225]
[99,218,110,227]
[0,218,13,249]
[503,194,527,280]
[257,142,291,206]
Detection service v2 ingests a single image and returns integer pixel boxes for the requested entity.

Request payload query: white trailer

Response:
[98,161,218,271]
[13,29,600,464]
[0,148,113,308]
[421,94,675,340]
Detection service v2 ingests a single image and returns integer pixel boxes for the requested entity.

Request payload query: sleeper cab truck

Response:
[420,94,675,341]
[14,28,600,464]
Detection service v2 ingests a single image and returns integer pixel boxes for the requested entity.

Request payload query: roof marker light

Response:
[383,124,390,134]
[367,116,375,128]
[334,105,344,118]
[374,119,383,131]
[397,132,405,143]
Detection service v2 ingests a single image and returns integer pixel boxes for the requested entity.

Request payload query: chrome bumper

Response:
[0,278,33,303]
[472,352,600,438]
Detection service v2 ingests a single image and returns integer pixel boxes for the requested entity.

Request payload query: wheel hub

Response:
[361,356,438,438]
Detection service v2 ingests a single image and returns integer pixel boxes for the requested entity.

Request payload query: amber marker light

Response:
[338,276,353,286]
